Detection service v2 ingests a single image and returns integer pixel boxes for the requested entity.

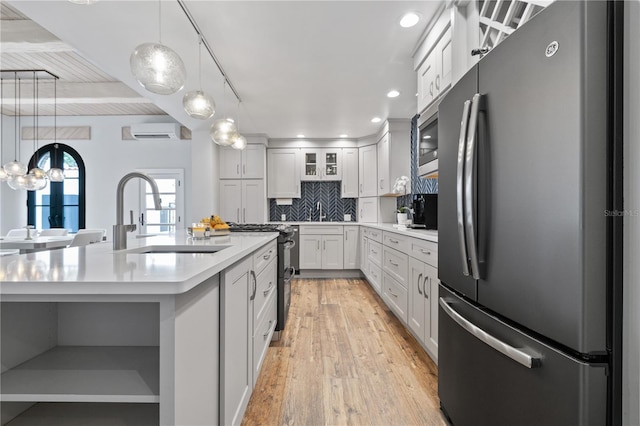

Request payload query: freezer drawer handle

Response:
[439,297,541,369]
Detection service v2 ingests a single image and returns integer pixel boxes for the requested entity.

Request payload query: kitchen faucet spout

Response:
[113,172,162,250]
[317,201,327,222]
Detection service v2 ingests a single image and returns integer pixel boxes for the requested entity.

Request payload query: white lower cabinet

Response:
[408,258,438,359]
[298,226,344,270]
[220,241,277,426]
[343,226,359,269]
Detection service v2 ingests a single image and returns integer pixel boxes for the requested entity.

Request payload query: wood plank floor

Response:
[242,278,446,426]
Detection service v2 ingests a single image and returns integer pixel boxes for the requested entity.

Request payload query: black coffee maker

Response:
[411,194,438,229]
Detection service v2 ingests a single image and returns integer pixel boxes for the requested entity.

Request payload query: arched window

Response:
[27,143,85,232]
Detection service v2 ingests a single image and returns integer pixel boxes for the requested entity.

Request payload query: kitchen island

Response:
[0,231,278,426]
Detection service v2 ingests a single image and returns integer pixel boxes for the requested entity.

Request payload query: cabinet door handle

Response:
[243,164,246,175]
[263,281,273,296]
[263,320,273,339]
[424,276,430,299]
[389,238,399,244]
[250,270,257,301]
[237,164,240,175]
[243,208,246,222]
[237,208,240,222]
[323,240,326,250]
[317,240,320,250]
[436,74,440,90]
[417,273,423,295]
[420,249,432,255]
[430,82,434,96]
[263,250,272,260]
[343,183,345,193]
[360,209,363,219]
[388,288,398,298]
[389,260,399,267]
[360,183,363,193]
[371,249,377,254]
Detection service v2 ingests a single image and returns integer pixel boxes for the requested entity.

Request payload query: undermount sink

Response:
[123,245,230,254]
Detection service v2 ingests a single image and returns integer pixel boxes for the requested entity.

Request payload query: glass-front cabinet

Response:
[301,149,342,181]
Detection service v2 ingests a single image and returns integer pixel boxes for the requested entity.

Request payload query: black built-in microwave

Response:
[412,194,438,230]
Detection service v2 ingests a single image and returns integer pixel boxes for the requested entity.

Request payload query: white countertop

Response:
[0,231,278,296]
[271,222,438,243]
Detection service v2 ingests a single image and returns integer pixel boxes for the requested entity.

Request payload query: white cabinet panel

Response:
[377,133,390,195]
[219,180,265,224]
[267,149,300,198]
[358,197,377,223]
[358,145,377,197]
[376,122,411,197]
[341,148,359,198]
[407,255,438,361]
[343,226,359,269]
[219,145,265,180]
[301,149,342,181]
[322,235,344,269]
[417,27,452,114]
[299,235,322,269]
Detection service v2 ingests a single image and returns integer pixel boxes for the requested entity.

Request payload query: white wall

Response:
[623,1,640,423]
[0,115,198,237]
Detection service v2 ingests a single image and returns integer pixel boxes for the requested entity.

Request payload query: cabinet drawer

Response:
[383,232,411,256]
[253,291,277,383]
[299,225,343,235]
[409,238,438,267]
[383,246,409,288]
[367,262,382,294]
[367,228,383,243]
[253,241,277,276]
[383,272,408,324]
[253,258,277,326]
[368,241,382,266]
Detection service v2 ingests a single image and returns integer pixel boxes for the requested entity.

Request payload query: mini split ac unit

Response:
[130,123,182,140]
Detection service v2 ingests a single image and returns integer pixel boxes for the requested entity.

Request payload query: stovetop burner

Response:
[228,223,293,237]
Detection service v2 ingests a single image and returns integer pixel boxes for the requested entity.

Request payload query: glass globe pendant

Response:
[7,174,27,191]
[3,160,28,177]
[183,90,215,119]
[48,168,65,182]
[131,42,186,95]
[210,118,238,146]
[0,168,8,182]
[28,168,48,191]
[231,133,247,150]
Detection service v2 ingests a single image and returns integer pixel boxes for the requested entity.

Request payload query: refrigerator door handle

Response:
[464,93,482,279]
[457,99,472,276]
[439,297,541,369]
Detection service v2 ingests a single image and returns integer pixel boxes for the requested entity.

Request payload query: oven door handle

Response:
[284,240,296,249]
[284,267,296,283]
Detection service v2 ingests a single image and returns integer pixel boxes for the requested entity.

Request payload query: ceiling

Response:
[2,1,443,140]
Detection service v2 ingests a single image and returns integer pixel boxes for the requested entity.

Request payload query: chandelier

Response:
[0,70,63,191]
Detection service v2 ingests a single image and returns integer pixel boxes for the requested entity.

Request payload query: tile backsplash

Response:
[269,181,357,222]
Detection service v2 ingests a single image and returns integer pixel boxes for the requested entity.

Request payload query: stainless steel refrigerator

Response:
[437,1,623,425]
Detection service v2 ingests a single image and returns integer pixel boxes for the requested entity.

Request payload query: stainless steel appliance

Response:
[411,193,437,229]
[418,99,440,178]
[437,1,623,425]
[228,223,296,335]
[290,225,299,274]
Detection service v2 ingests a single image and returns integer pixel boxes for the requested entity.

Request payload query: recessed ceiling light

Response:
[400,12,420,28]
[371,117,382,123]
[387,90,400,98]
[423,135,432,139]
[339,134,348,138]
[297,134,305,138]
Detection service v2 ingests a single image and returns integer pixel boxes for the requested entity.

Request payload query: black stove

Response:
[228,223,295,334]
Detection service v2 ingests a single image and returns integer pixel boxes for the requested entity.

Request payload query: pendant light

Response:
[68,0,99,4]
[183,36,216,119]
[3,75,28,184]
[27,72,48,191]
[231,101,247,150]
[47,77,64,182]
[130,0,186,95]
[210,80,238,146]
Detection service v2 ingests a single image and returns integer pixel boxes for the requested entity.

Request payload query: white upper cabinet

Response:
[219,180,265,224]
[417,27,452,114]
[358,144,377,197]
[219,145,265,179]
[376,120,411,197]
[301,149,342,181]
[267,149,301,198]
[341,148,359,198]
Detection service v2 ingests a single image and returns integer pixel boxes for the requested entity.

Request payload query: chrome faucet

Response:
[317,201,326,222]
[113,172,161,250]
